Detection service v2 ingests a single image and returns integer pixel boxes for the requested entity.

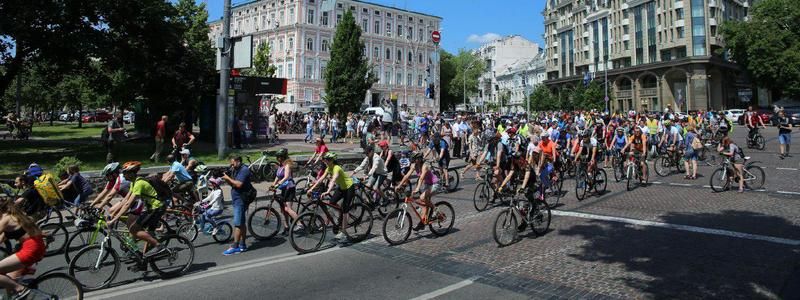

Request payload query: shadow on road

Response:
[557,210,800,299]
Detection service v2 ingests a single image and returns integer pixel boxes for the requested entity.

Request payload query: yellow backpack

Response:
[34,173,64,207]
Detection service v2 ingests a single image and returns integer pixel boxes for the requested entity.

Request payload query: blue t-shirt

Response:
[70,173,94,197]
[170,161,192,182]
[230,165,253,205]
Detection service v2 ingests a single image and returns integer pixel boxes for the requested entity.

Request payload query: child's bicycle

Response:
[0,261,83,300]
[176,204,233,243]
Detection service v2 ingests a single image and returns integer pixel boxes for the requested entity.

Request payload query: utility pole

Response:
[216,0,232,159]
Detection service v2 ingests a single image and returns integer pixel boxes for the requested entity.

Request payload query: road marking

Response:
[87,248,340,299]
[669,183,693,187]
[702,185,712,188]
[552,210,800,246]
[776,167,799,171]
[651,181,663,184]
[777,191,800,196]
[409,276,480,300]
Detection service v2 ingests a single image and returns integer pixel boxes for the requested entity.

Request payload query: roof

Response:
[229,0,442,19]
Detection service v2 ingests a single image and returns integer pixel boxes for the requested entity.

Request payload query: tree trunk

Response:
[77,104,83,128]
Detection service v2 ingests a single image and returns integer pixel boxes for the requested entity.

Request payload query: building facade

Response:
[543,0,757,113]
[473,35,542,111]
[495,52,547,113]
[209,0,442,113]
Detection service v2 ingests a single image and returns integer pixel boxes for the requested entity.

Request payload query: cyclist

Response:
[518,133,541,196]
[744,106,766,145]
[308,138,329,166]
[719,137,746,193]
[109,161,166,258]
[623,126,649,183]
[573,132,599,176]
[352,146,388,201]
[395,152,438,231]
[537,131,558,189]
[13,175,47,221]
[717,114,731,137]
[0,199,46,299]
[424,133,451,187]
[306,152,355,241]
[197,178,224,235]
[91,162,131,209]
[377,140,402,186]
[165,154,198,205]
[271,148,299,235]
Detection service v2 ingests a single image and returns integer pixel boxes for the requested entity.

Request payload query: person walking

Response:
[150,115,168,162]
[683,125,700,180]
[330,114,339,144]
[106,112,126,163]
[304,113,315,143]
[778,109,793,159]
[221,156,255,255]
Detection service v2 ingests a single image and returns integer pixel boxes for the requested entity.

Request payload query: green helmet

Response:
[322,152,338,161]
[276,148,289,159]
[101,162,120,176]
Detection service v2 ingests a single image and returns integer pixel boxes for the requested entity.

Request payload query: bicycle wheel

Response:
[654,156,670,177]
[594,169,608,193]
[248,206,281,240]
[473,183,491,212]
[31,272,84,300]
[212,222,233,243]
[68,245,120,291]
[445,168,460,192]
[177,223,199,243]
[677,157,686,173]
[428,201,454,236]
[382,208,412,245]
[529,199,551,235]
[744,165,765,190]
[64,227,108,263]
[755,135,766,150]
[626,165,636,191]
[294,178,309,193]
[150,234,195,278]
[574,170,588,201]
[492,209,518,247]
[289,212,326,254]
[264,161,279,182]
[613,157,624,182]
[344,203,373,242]
[709,168,729,192]
[41,223,68,256]
[376,189,399,218]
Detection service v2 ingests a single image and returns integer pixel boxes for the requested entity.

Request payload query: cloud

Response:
[466,33,502,44]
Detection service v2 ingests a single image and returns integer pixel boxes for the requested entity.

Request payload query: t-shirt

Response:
[155,120,166,139]
[538,140,556,160]
[779,117,792,134]
[230,165,254,205]
[131,179,163,210]
[69,173,94,197]
[173,130,192,146]
[326,165,353,190]
[315,144,329,155]
[20,188,46,216]
[170,161,193,182]
[685,132,697,151]
[107,119,124,142]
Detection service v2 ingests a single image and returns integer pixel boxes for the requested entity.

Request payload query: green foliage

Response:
[721,0,800,97]
[245,43,277,77]
[438,50,458,111]
[528,84,558,111]
[53,156,82,176]
[324,10,377,116]
[448,50,486,107]
[569,81,607,111]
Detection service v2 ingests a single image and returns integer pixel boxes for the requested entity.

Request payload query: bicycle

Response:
[247,188,310,240]
[352,176,399,218]
[0,255,84,300]
[574,159,607,201]
[68,216,194,291]
[492,190,551,247]
[288,191,374,254]
[176,204,233,244]
[382,191,455,245]
[653,147,685,177]
[745,128,766,150]
[709,156,765,192]
[610,148,627,182]
[246,151,280,183]
[427,160,460,193]
[626,153,649,191]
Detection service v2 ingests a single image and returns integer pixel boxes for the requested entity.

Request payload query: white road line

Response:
[669,183,693,187]
[776,167,799,171]
[409,276,480,300]
[87,248,340,299]
[651,181,663,184]
[552,210,800,246]
[777,191,800,196]
[702,185,712,188]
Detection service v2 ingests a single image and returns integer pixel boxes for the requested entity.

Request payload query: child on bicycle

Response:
[396,152,439,231]
[197,178,224,235]
[271,148,299,235]
[0,199,45,299]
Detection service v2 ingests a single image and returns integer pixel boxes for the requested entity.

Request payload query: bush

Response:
[53,156,83,176]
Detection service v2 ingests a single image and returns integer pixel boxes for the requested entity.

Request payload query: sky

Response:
[202,0,547,53]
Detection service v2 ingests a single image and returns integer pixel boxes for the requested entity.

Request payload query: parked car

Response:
[123,112,135,124]
[722,109,745,122]
[737,109,774,126]
[782,106,800,125]
[82,111,112,123]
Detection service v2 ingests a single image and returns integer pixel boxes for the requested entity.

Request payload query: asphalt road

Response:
[32,126,800,299]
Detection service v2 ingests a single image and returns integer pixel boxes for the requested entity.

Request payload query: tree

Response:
[721,0,800,98]
[570,81,606,111]
[324,10,377,117]
[438,50,458,111]
[246,43,278,77]
[528,84,557,111]
[448,50,486,108]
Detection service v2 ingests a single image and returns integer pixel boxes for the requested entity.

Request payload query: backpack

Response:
[690,134,704,150]
[139,176,173,203]
[34,173,64,207]
[100,127,109,145]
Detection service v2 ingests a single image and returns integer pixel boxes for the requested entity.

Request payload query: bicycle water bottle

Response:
[123,234,138,251]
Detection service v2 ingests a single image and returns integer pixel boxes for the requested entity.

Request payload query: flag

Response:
[320,0,336,12]
[583,72,591,87]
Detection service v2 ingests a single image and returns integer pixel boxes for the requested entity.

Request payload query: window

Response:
[373,46,379,59]
[407,73,412,86]
[305,63,314,79]
[386,22,392,35]
[396,72,402,85]
[322,12,329,26]
[307,9,314,24]
[362,19,368,32]
[408,26,413,39]
[418,53,423,63]
[418,75,423,87]
[374,21,380,34]
[306,38,314,51]
[279,38,284,51]
[287,62,294,79]
[277,65,284,77]
[419,28,424,42]
[386,48,391,59]
[289,7,295,23]
[397,25,403,37]
[280,10,285,24]
[384,71,391,85]
[676,8,684,20]
[322,39,329,52]
[396,49,402,62]
[691,0,706,56]
[407,51,412,63]
[623,25,629,34]
[336,14,341,24]
[288,37,294,51]
[677,27,684,38]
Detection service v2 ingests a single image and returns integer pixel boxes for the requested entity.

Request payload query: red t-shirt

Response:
[315,144,329,154]
[155,120,166,138]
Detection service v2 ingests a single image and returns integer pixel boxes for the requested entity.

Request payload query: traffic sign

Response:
[431,31,441,43]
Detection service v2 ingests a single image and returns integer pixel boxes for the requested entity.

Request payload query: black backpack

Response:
[139,176,173,203]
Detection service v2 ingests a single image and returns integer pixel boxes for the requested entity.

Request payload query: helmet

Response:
[540,131,550,138]
[276,148,289,159]
[121,161,142,173]
[378,140,389,148]
[663,120,672,126]
[322,152,337,161]
[195,164,208,173]
[411,152,424,161]
[506,128,517,135]
[208,177,222,187]
[101,162,121,176]
[25,163,43,178]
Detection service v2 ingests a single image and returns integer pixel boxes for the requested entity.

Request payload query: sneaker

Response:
[11,287,30,300]
[210,227,218,236]
[239,245,247,252]
[223,247,241,256]
[412,222,426,232]
[333,232,346,240]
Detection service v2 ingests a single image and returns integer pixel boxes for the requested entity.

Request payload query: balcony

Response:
[675,20,685,27]
[623,34,630,41]
[583,31,589,38]
[617,90,633,98]
[709,0,717,7]
[709,18,717,26]
[640,88,658,97]
[675,0,684,9]
[622,18,629,26]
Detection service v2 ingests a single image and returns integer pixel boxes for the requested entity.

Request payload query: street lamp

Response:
[463,59,478,111]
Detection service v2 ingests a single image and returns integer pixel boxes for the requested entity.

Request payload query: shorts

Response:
[684,148,698,161]
[136,207,165,231]
[779,133,792,145]
[331,186,355,213]
[366,174,386,189]
[420,183,441,194]
[278,187,297,203]
[383,123,393,132]
[16,236,45,266]
[173,181,194,194]
[438,156,451,168]
[232,202,247,227]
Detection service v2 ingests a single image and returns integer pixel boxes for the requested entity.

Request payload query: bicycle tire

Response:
[492,209,518,247]
[428,201,454,236]
[745,165,765,190]
[654,156,670,177]
[445,168,460,192]
[473,183,491,212]
[248,206,281,240]
[150,234,195,278]
[574,170,588,201]
[344,203,373,242]
[709,168,729,192]
[377,189,399,218]
[289,212,326,254]
[613,157,624,182]
[41,223,68,256]
[626,165,636,191]
[264,161,279,182]
[177,223,199,243]
[64,227,108,263]
[31,272,84,300]
[382,208,412,245]
[755,135,765,150]
[212,222,233,243]
[68,245,120,291]
[529,199,551,236]
[594,169,608,193]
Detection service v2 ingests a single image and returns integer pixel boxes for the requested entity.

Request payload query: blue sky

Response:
[203,0,547,53]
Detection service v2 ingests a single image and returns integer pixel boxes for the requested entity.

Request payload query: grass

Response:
[29,123,135,140]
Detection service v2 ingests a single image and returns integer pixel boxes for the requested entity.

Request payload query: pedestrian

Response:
[304,113,315,143]
[319,114,328,140]
[777,109,793,159]
[150,115,168,162]
[171,122,196,157]
[106,112,126,163]
[346,113,355,144]
[683,125,699,180]
[221,156,255,255]
[330,114,339,144]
